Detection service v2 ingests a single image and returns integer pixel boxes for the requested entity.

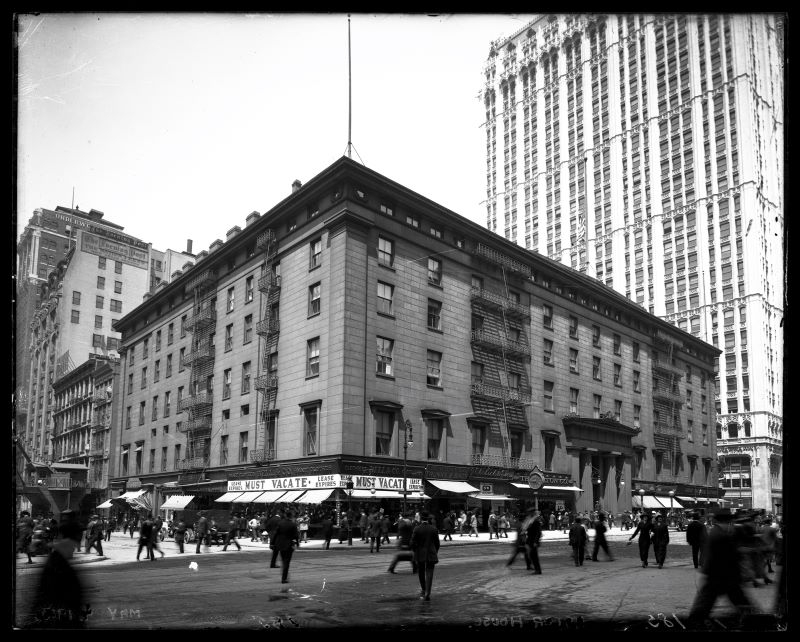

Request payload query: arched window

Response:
[743,420,751,437]
[727,422,739,439]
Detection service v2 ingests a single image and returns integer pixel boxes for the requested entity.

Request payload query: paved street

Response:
[14,526,783,631]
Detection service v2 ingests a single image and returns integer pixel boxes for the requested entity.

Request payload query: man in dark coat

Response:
[569,516,588,566]
[222,514,241,551]
[174,518,187,554]
[85,515,104,556]
[271,510,300,583]
[590,511,614,561]
[507,512,532,569]
[320,512,334,550]
[651,514,670,568]
[266,511,282,567]
[686,512,707,569]
[136,515,155,561]
[388,512,416,574]
[525,509,543,574]
[410,511,440,601]
[195,511,210,553]
[628,512,653,567]
[687,508,753,626]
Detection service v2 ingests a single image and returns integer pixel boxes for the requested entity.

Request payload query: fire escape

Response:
[252,229,280,465]
[179,268,217,484]
[470,243,533,470]
[651,334,684,479]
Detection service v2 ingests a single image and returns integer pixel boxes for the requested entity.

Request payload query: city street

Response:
[14,528,783,631]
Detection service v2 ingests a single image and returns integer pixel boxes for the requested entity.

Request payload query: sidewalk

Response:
[14,525,654,569]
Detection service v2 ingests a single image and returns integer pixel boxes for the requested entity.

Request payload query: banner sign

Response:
[81,231,149,270]
[227,474,423,493]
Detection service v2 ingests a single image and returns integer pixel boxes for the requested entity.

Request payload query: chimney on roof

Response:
[186,239,193,254]
[226,226,241,241]
[292,179,302,193]
[245,211,260,227]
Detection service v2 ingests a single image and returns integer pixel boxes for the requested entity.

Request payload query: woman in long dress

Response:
[627,512,654,567]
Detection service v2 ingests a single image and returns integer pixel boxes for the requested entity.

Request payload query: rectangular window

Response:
[687,419,694,443]
[509,430,523,459]
[427,418,444,460]
[220,435,229,465]
[544,380,554,412]
[96,295,104,309]
[72,291,81,305]
[471,424,486,455]
[569,387,579,414]
[177,386,183,409]
[427,257,442,285]
[543,339,554,365]
[377,281,394,316]
[71,309,80,323]
[378,237,394,267]
[613,333,621,355]
[142,337,149,359]
[152,395,159,421]
[592,325,601,346]
[180,315,187,338]
[241,361,251,394]
[245,276,254,303]
[97,276,105,290]
[310,238,322,269]
[114,280,122,294]
[110,299,122,313]
[593,394,602,418]
[161,446,168,472]
[543,304,553,328]
[304,407,318,456]
[593,356,602,380]
[633,404,641,429]
[226,287,235,313]
[375,410,393,456]
[167,323,174,345]
[544,434,556,470]
[114,261,122,274]
[427,299,442,331]
[569,348,578,373]
[138,401,146,426]
[307,337,320,377]
[426,350,442,386]
[471,361,484,384]
[430,225,442,239]
[380,203,394,217]
[406,215,419,228]
[633,341,640,362]
[633,370,641,392]
[376,336,394,376]
[164,390,171,417]
[308,283,321,316]
[223,368,232,399]
[239,315,252,345]
[569,315,579,338]
[174,443,182,469]
[141,367,147,389]
[614,363,622,386]
[702,423,708,445]
[94,314,103,329]
[686,390,693,409]
[125,406,131,429]
[154,360,160,382]
[127,373,133,394]
[98,257,106,270]
[614,399,622,421]
[225,324,233,351]
[155,329,162,352]
[239,432,249,463]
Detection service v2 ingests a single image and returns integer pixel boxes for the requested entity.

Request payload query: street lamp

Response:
[345,480,354,546]
[668,489,675,527]
[639,487,645,516]
[403,420,413,516]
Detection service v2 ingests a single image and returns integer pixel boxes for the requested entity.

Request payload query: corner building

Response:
[111,157,720,518]
[482,14,783,513]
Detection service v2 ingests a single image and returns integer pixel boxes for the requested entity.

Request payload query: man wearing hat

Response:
[687,508,753,626]
[85,514,104,556]
[590,511,614,561]
[685,512,707,569]
[410,511,440,601]
[525,509,543,574]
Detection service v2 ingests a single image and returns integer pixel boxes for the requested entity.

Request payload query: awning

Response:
[230,491,264,503]
[677,496,695,502]
[512,482,583,492]
[427,480,480,494]
[295,489,334,504]
[632,495,666,509]
[215,491,243,503]
[660,497,684,509]
[51,462,89,470]
[96,500,114,509]
[469,494,512,501]
[275,489,306,503]
[118,489,147,500]
[253,490,289,503]
[350,490,431,499]
[159,495,195,510]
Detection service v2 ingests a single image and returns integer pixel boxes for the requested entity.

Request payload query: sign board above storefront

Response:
[227,474,422,493]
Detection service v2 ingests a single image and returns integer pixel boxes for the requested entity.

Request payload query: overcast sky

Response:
[16,12,537,254]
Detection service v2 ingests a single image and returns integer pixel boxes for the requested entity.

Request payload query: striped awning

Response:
[427,480,480,494]
[230,491,265,503]
[159,495,195,510]
[469,494,512,501]
[275,490,307,503]
[118,489,147,500]
[215,491,243,503]
[350,489,431,499]
[253,490,289,503]
[96,500,114,509]
[296,489,334,504]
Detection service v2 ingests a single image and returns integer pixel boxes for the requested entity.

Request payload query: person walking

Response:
[174,518,187,554]
[410,511,440,601]
[469,511,479,537]
[338,512,350,544]
[358,510,368,542]
[222,515,242,551]
[194,511,210,554]
[104,517,114,542]
[488,511,498,540]
[248,515,259,542]
[525,509,543,574]
[687,508,754,627]
[136,515,155,561]
[760,517,778,575]
[388,512,416,574]
[506,512,532,569]
[271,510,300,583]
[569,516,588,566]
[85,515,104,556]
[651,514,670,569]
[149,516,165,559]
[380,511,391,545]
[498,512,510,538]
[548,512,556,532]
[590,512,614,561]
[368,510,382,553]
[627,512,653,567]
[297,511,310,544]
[686,512,707,569]
[458,510,467,536]
[17,510,35,564]
[320,512,334,550]
[441,512,454,541]
[266,511,283,567]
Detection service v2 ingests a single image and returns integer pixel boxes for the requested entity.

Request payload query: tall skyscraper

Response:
[482,14,783,513]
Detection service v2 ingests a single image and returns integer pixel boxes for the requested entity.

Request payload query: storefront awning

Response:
[660,497,684,509]
[215,491,243,503]
[159,495,195,510]
[230,491,264,503]
[632,495,675,509]
[296,489,334,504]
[253,490,289,503]
[512,482,583,492]
[118,489,147,500]
[277,490,308,503]
[350,489,431,499]
[427,480,480,494]
[469,494,512,501]
[96,500,114,509]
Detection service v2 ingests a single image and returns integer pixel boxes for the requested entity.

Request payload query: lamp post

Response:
[345,480,353,546]
[403,420,413,516]
[639,487,645,516]
[668,489,675,527]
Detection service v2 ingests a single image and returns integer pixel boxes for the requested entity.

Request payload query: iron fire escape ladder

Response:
[495,264,514,464]
[254,229,278,460]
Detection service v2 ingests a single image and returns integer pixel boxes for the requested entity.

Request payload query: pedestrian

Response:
[651,514,669,568]
[129,517,136,539]
[548,512,556,531]
[271,510,300,583]
[388,512,416,573]
[687,508,754,627]
[16,510,34,564]
[686,512,707,569]
[410,510,440,601]
[488,510,498,539]
[297,511,310,544]
[469,511,479,537]
[506,512,532,569]
[149,515,165,559]
[136,515,155,561]
[457,510,467,536]
[266,510,283,566]
[380,511,391,545]
[248,515,259,541]
[497,511,509,538]
[561,511,570,534]
[104,517,113,541]
[194,511,210,554]
[359,510,368,542]
[441,512,454,541]
[85,514,104,556]
[122,517,129,537]
[627,512,653,567]
[369,510,382,553]
[237,512,247,541]
[174,518,187,553]
[320,512,334,550]
[525,509,543,574]
[338,512,350,544]
[222,514,241,551]
[760,517,778,575]
[590,511,614,561]
[735,511,771,588]
[569,516,588,566]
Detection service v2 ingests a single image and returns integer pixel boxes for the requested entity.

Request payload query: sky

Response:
[16,12,538,254]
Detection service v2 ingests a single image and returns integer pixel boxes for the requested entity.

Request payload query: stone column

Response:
[604,454,619,516]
